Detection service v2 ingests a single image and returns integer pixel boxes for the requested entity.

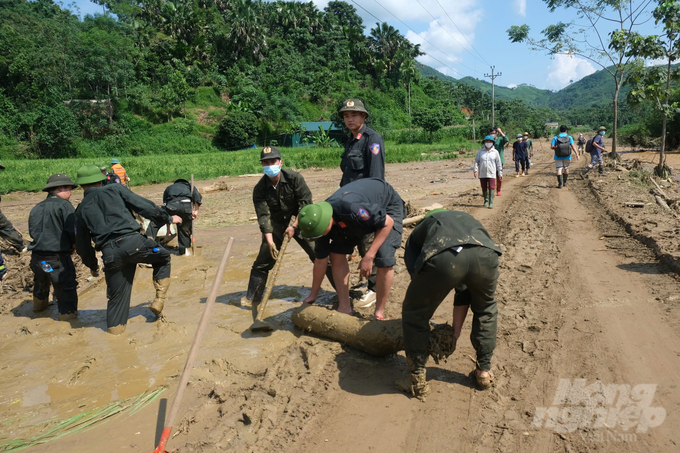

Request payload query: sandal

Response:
[375,314,390,321]
[471,369,494,390]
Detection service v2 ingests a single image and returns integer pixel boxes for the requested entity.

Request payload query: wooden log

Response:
[403,214,426,226]
[291,304,403,356]
[655,195,671,211]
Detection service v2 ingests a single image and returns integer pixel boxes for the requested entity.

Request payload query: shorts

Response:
[555,160,570,171]
[590,153,603,166]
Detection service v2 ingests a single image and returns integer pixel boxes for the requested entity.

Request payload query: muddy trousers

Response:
[30,252,78,315]
[0,210,24,251]
[248,229,335,301]
[101,234,172,329]
[402,246,499,371]
[146,209,192,249]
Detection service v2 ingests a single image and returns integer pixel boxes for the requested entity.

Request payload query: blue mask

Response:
[599,131,605,135]
[263,165,280,177]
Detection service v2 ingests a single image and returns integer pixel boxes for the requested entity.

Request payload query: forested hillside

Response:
[0,0,655,161]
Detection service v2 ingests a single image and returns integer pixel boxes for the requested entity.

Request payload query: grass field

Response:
[0,139,476,194]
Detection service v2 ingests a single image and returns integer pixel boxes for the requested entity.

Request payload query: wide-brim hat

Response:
[75,165,107,185]
[516,134,523,138]
[338,99,369,117]
[523,132,529,136]
[110,158,120,164]
[299,201,333,239]
[43,174,77,192]
[260,146,282,161]
[598,126,607,132]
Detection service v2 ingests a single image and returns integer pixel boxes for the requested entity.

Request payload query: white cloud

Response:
[516,0,527,17]
[508,83,518,89]
[312,0,485,78]
[545,54,597,90]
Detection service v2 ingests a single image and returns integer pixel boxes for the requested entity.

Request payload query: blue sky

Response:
[67,0,663,92]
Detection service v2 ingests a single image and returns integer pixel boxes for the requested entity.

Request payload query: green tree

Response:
[414,108,445,142]
[214,110,259,150]
[507,0,654,157]
[618,0,680,177]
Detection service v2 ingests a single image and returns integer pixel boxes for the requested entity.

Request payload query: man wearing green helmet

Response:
[398,209,502,399]
[73,165,183,334]
[28,174,79,320]
[294,178,403,320]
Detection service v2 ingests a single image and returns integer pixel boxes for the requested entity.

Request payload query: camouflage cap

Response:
[260,146,282,161]
[338,99,369,117]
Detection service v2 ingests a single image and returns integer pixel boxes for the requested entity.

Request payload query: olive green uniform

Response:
[403,211,502,372]
[146,179,202,251]
[248,168,329,301]
[28,193,78,315]
[75,184,174,330]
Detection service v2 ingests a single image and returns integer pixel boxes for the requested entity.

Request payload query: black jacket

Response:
[28,194,76,253]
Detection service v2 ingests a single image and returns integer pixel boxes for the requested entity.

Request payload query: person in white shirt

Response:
[473,135,503,209]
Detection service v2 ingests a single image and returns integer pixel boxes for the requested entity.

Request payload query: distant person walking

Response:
[512,133,528,177]
[523,132,533,170]
[110,158,130,186]
[474,136,503,209]
[490,127,508,196]
[551,125,580,188]
[577,133,586,154]
[581,126,607,179]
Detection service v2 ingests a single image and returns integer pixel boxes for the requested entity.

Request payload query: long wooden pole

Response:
[152,237,234,453]
[190,174,195,256]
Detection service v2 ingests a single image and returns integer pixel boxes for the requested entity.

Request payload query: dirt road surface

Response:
[1,141,680,452]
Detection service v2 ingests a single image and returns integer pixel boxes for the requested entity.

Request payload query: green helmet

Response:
[298,201,333,239]
[110,158,120,164]
[425,208,447,218]
[598,126,607,132]
[43,174,77,192]
[75,165,107,185]
[338,99,369,117]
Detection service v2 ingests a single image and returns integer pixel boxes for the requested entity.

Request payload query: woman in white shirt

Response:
[473,135,503,209]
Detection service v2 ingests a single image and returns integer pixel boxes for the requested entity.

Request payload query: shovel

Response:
[151,237,235,453]
[249,220,294,332]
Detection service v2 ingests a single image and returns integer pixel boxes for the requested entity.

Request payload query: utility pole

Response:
[484,66,501,127]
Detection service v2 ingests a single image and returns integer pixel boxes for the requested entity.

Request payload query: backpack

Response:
[555,136,571,157]
[585,138,594,154]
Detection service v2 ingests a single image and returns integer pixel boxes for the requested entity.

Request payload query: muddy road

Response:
[1,142,680,452]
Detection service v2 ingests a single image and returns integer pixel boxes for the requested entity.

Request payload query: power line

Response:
[415,0,487,68]
[434,0,490,66]
[346,0,465,77]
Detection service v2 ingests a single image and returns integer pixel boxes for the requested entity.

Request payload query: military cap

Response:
[298,201,333,239]
[338,99,369,117]
[75,165,107,185]
[260,146,282,161]
[43,174,77,192]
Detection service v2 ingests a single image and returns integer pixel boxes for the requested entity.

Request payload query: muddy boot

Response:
[150,278,171,316]
[488,192,494,209]
[598,165,606,176]
[482,191,489,207]
[107,324,126,335]
[395,354,430,401]
[580,166,591,179]
[235,270,267,308]
[557,175,563,188]
[472,369,494,390]
[563,173,569,186]
[59,311,78,321]
[33,296,49,312]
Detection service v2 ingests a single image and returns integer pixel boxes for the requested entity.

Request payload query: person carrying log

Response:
[398,208,502,399]
[295,178,403,320]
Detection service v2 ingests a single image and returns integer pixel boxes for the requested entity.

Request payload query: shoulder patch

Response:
[338,221,347,228]
[369,143,380,155]
[357,208,370,221]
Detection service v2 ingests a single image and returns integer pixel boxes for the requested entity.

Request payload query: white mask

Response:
[484,142,494,149]
[491,133,497,139]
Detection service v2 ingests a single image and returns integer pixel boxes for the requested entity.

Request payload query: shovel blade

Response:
[249,320,274,332]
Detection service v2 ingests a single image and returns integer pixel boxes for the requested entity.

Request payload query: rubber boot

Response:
[396,354,430,401]
[598,165,606,176]
[107,324,126,335]
[33,296,49,312]
[488,192,494,209]
[59,311,78,321]
[563,173,569,186]
[581,166,591,179]
[496,177,502,196]
[557,175,563,188]
[236,269,267,308]
[150,278,171,315]
[482,191,489,207]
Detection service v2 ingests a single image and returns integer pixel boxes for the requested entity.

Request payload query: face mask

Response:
[263,165,280,177]
[491,134,497,139]
[599,131,605,136]
[484,142,494,149]
[524,136,528,140]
